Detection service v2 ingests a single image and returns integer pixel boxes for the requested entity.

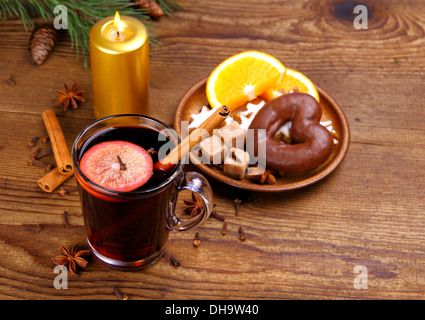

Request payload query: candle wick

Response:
[116,31,120,41]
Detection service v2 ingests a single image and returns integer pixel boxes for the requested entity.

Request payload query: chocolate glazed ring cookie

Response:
[248,92,333,173]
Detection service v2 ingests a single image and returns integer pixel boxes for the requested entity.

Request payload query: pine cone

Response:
[29,24,57,65]
[134,0,165,18]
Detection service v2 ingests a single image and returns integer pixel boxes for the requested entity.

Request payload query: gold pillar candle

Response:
[90,12,150,119]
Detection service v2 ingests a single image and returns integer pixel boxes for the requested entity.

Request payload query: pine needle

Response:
[0,0,181,68]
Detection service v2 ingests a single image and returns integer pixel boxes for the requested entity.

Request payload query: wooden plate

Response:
[173,78,350,192]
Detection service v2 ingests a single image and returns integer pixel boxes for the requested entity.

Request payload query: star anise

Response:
[52,243,90,275]
[56,82,85,111]
[183,192,205,217]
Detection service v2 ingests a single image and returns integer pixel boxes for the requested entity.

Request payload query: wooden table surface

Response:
[0,0,424,300]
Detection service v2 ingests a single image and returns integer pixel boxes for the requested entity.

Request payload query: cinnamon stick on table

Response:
[42,109,73,174]
[38,167,74,193]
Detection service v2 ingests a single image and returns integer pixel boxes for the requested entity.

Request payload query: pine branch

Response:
[0,1,36,30]
[0,0,181,68]
[157,0,183,16]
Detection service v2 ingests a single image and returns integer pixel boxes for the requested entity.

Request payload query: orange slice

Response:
[260,68,320,102]
[80,141,153,192]
[206,51,286,110]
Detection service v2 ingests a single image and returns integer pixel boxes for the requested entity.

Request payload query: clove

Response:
[24,224,42,233]
[45,164,55,172]
[171,255,181,267]
[239,226,247,241]
[63,210,70,227]
[59,186,79,196]
[28,136,39,148]
[112,287,128,300]
[117,156,127,171]
[4,75,16,87]
[28,158,54,171]
[221,221,228,235]
[31,148,41,158]
[163,252,181,268]
[233,198,241,216]
[193,232,201,247]
[147,147,158,155]
[211,204,225,221]
[28,158,44,167]
[35,148,53,160]
[211,211,225,221]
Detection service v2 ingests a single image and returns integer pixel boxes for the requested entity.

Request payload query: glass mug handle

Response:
[168,172,213,231]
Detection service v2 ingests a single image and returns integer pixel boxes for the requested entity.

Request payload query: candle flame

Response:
[114,11,124,32]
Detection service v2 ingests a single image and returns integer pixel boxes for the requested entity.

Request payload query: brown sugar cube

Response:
[199,135,229,164]
[217,121,246,149]
[223,147,250,179]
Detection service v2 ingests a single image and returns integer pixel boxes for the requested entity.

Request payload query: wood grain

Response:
[0,0,424,300]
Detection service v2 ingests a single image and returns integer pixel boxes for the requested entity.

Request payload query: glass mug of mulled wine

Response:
[72,114,213,270]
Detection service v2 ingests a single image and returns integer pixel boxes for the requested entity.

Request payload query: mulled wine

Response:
[76,126,177,267]
[72,115,213,270]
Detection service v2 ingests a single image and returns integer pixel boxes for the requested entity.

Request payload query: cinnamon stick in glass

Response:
[42,109,73,174]
[154,105,230,172]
